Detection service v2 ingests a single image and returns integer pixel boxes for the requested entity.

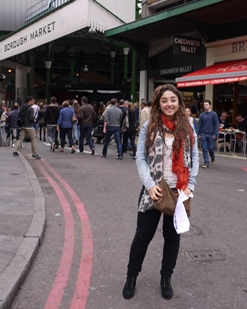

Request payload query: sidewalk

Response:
[0,147,46,309]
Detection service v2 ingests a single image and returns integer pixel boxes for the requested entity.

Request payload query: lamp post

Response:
[110,51,116,84]
[26,66,31,96]
[123,47,129,80]
[70,59,75,84]
[44,61,52,101]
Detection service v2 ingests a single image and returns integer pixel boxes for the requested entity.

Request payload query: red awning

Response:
[176,59,247,88]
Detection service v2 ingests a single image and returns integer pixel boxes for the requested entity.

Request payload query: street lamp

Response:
[45,61,52,101]
[123,47,130,80]
[110,51,116,84]
[26,66,31,95]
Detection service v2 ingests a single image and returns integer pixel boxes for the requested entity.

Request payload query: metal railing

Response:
[25,0,71,24]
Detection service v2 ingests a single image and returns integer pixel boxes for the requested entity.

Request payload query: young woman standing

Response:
[122,84,199,300]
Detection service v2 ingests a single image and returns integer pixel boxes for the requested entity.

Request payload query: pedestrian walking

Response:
[197,99,219,168]
[72,100,80,145]
[101,98,123,159]
[57,100,75,153]
[32,100,40,138]
[139,100,150,128]
[122,84,199,300]
[78,96,96,155]
[44,96,60,151]
[37,103,46,141]
[122,102,137,159]
[12,96,41,159]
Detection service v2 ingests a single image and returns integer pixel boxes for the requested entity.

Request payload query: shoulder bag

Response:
[153,178,190,217]
[121,110,129,133]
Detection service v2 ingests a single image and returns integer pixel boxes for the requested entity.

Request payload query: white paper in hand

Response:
[173,191,193,234]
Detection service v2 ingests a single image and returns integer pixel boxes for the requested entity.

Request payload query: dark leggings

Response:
[39,124,46,140]
[60,128,74,148]
[127,207,180,278]
[122,131,136,156]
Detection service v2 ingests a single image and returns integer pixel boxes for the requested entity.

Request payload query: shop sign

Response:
[173,35,202,56]
[160,66,192,75]
[232,41,247,53]
[3,21,56,52]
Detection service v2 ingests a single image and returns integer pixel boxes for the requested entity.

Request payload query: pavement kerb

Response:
[0,153,46,309]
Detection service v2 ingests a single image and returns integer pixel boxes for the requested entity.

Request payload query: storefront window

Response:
[214,83,234,116]
[238,80,247,116]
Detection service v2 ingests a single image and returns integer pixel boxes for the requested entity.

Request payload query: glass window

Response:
[214,83,234,116]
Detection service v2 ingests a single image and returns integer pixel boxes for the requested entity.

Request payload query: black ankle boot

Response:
[122,276,137,299]
[160,275,173,300]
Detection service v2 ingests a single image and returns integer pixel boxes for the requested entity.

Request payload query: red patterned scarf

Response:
[161,114,193,190]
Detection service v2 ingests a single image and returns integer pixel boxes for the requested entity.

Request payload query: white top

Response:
[163,137,178,188]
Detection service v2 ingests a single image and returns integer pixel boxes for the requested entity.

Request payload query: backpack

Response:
[17,105,27,127]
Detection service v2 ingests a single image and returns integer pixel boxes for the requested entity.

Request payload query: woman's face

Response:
[185,108,191,118]
[159,90,179,120]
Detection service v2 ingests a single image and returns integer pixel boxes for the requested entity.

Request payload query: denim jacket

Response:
[136,121,199,192]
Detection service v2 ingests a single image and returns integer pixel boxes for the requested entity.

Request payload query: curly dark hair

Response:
[146,84,192,158]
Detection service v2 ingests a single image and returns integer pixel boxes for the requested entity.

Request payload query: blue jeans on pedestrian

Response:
[60,127,74,148]
[73,122,80,142]
[102,126,122,157]
[200,133,215,165]
[79,124,94,152]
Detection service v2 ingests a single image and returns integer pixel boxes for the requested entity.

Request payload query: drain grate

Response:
[181,250,226,262]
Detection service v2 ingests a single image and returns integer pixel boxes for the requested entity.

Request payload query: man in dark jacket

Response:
[79,96,96,154]
[7,102,20,141]
[197,99,218,168]
[44,96,60,151]
[236,114,247,134]
[13,96,41,159]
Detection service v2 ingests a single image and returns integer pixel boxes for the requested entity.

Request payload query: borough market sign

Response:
[4,21,56,52]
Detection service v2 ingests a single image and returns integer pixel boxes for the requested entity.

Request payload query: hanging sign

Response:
[173,35,202,57]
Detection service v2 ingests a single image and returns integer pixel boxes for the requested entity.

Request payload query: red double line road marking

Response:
[36,159,93,309]
[36,160,75,308]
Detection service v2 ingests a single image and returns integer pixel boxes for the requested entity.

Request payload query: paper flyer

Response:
[173,190,193,234]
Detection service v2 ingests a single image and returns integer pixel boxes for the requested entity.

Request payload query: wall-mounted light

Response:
[110,51,116,58]
[123,47,130,55]
[8,69,12,73]
[84,65,88,72]
[44,61,52,69]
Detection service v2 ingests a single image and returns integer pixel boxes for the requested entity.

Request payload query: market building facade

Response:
[0,0,137,104]
[106,0,247,124]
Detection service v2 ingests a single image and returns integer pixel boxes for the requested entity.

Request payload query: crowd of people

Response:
[1,95,151,159]
[2,93,247,164]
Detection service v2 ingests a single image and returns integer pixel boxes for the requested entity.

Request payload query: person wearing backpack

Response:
[13,96,41,159]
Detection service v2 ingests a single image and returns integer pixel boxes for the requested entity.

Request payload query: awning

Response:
[176,59,247,88]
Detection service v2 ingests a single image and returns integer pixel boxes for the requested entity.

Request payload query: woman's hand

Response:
[184,187,191,196]
[148,185,163,201]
